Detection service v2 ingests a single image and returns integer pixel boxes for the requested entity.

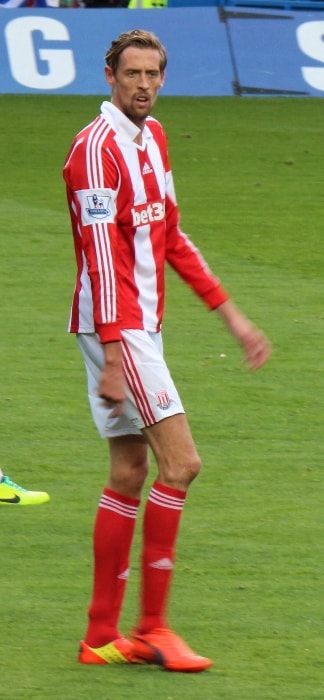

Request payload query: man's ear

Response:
[160,70,166,89]
[105,65,114,87]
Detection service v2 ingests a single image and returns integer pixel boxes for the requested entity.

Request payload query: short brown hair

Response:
[105,29,167,74]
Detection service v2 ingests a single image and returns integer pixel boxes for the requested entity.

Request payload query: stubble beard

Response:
[124,101,152,129]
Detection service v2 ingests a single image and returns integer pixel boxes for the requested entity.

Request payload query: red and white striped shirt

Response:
[63,101,228,343]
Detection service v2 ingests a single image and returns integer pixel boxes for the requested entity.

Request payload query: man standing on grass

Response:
[63,29,270,672]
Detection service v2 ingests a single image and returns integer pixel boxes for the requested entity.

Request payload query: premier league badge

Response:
[86,193,111,219]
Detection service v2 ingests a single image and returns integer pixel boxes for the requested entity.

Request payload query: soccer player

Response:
[0,468,49,505]
[63,29,270,672]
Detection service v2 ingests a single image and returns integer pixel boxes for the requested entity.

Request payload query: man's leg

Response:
[130,414,212,671]
[79,434,148,664]
[138,413,200,631]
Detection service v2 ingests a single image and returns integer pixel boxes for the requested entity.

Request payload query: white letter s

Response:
[297,22,324,92]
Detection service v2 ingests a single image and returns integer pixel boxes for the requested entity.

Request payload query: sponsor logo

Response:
[131,201,164,227]
[149,558,174,570]
[86,193,111,220]
[117,567,130,580]
[142,161,153,175]
[0,494,20,503]
[156,390,171,410]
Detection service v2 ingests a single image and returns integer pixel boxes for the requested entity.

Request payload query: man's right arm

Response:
[99,341,125,415]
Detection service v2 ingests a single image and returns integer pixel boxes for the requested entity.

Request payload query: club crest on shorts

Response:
[155,390,171,410]
[86,193,111,219]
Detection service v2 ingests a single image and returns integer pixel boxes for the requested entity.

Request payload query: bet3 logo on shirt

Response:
[131,202,165,227]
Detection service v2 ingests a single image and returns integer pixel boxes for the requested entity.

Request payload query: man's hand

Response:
[216,300,271,371]
[238,324,270,371]
[99,341,126,416]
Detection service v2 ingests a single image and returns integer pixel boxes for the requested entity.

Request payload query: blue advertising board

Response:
[0,8,233,94]
[0,6,324,95]
[224,8,324,95]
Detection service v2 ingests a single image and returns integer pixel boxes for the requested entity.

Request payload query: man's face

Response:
[105,47,165,127]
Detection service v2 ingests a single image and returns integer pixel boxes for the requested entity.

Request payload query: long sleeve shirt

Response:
[63,100,229,343]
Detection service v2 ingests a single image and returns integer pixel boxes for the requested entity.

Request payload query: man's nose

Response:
[138,72,150,88]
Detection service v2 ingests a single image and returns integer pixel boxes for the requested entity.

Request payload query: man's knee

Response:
[109,457,149,497]
[108,436,149,497]
[187,452,202,483]
[158,450,201,490]
[144,414,202,490]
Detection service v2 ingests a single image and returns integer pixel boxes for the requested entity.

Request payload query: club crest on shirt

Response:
[86,194,111,219]
[156,390,171,410]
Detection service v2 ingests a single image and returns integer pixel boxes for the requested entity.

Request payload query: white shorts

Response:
[77,330,185,438]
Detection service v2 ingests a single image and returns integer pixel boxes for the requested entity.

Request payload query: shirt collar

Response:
[100,100,151,144]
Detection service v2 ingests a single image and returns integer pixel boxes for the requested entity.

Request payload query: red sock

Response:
[137,480,186,634]
[85,488,140,647]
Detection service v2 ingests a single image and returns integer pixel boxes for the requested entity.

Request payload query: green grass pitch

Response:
[0,94,323,700]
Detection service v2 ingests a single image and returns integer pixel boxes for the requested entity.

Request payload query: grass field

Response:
[0,94,323,700]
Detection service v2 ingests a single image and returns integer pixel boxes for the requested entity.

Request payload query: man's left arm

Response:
[164,183,270,370]
[164,185,229,310]
[215,299,271,370]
